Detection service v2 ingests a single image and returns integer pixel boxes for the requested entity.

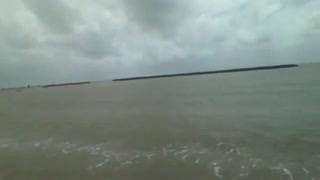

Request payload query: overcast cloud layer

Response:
[0,0,320,87]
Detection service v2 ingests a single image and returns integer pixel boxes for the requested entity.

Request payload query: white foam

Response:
[121,161,133,166]
[174,149,188,156]
[96,158,110,167]
[180,149,188,154]
[240,165,249,177]
[216,142,233,148]
[8,139,306,180]
[102,151,110,157]
[61,144,77,154]
[146,154,154,159]
[162,147,167,156]
[283,168,293,180]
[211,160,223,166]
[250,158,261,168]
[87,147,101,156]
[302,167,310,174]
[181,146,188,149]
[272,167,293,180]
[240,172,248,177]
[213,166,222,178]
[182,154,189,160]
[224,149,235,156]
[235,148,241,156]
[77,145,91,152]
[141,152,155,159]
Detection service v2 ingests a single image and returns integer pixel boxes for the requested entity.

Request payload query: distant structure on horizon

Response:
[113,64,299,81]
[1,64,299,90]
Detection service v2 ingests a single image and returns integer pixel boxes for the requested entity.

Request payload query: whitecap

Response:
[195,158,200,164]
[302,167,309,175]
[96,158,110,168]
[121,161,133,166]
[213,166,222,178]
[182,154,189,160]
[224,149,235,156]
[272,167,293,180]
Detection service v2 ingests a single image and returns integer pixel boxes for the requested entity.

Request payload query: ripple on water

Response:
[0,139,318,179]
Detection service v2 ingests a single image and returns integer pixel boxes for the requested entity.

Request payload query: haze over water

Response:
[0,64,319,180]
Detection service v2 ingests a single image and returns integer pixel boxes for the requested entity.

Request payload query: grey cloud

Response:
[23,0,80,33]
[0,22,38,50]
[255,35,273,44]
[62,31,117,59]
[0,47,117,88]
[121,0,191,35]
[0,51,54,87]
[6,34,38,50]
[1,0,320,88]
[135,35,320,77]
[309,15,320,30]
[289,0,312,6]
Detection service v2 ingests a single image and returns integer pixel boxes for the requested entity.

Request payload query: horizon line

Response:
[113,64,299,81]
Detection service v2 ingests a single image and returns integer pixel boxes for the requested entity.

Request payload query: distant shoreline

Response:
[42,82,91,88]
[0,64,299,91]
[0,82,92,92]
[113,64,299,81]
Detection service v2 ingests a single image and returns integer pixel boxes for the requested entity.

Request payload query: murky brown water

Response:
[0,64,320,180]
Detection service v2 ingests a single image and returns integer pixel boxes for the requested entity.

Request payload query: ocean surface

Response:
[0,63,319,180]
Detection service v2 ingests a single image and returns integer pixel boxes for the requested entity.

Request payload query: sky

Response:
[0,0,320,88]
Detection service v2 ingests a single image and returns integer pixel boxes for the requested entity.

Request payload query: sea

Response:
[0,63,319,180]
